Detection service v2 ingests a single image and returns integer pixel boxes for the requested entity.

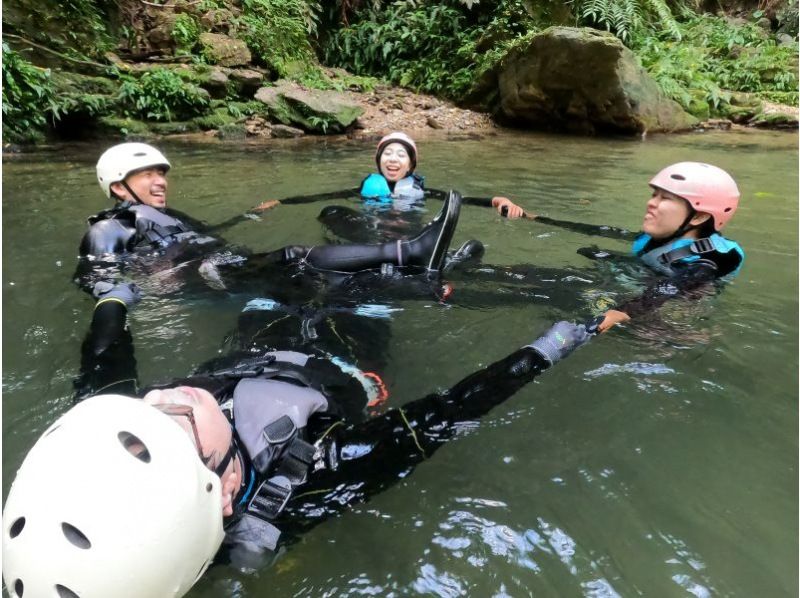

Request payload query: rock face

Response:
[497,27,696,135]
[255,80,363,133]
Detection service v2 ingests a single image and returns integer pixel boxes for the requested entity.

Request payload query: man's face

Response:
[143,386,241,516]
[112,167,168,208]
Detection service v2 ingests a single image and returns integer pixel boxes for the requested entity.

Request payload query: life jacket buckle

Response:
[249,475,292,520]
[692,238,714,254]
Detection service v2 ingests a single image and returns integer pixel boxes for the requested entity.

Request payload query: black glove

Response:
[93,281,142,309]
[528,321,591,365]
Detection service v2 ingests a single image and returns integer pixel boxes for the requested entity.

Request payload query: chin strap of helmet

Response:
[651,199,698,249]
[120,180,144,204]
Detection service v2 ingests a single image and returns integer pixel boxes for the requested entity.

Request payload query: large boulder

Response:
[497,27,696,135]
[198,33,251,67]
[254,80,363,133]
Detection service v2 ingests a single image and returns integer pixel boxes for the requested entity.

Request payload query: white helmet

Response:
[2,394,224,598]
[96,143,171,198]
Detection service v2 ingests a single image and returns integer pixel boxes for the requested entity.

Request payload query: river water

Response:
[3,129,797,597]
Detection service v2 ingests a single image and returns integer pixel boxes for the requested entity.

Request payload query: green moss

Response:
[149,120,201,134]
[192,107,240,129]
[96,116,152,138]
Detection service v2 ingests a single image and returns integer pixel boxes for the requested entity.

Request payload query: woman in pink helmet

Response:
[521,162,745,332]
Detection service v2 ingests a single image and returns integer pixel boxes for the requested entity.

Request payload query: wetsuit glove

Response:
[528,321,591,365]
[93,281,142,309]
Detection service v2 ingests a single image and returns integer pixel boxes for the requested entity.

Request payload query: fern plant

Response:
[572,0,684,41]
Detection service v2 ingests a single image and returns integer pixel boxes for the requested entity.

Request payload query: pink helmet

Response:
[649,162,740,230]
[376,132,418,172]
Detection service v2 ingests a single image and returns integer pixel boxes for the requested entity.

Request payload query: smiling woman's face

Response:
[379,143,412,182]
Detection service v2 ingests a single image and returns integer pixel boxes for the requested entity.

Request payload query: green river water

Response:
[2,129,797,597]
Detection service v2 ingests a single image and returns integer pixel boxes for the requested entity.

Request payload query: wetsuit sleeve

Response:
[532,216,637,241]
[614,261,719,319]
[426,188,493,208]
[280,346,551,538]
[74,300,139,399]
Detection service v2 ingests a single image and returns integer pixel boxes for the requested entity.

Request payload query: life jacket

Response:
[172,350,380,551]
[89,203,215,250]
[360,173,426,203]
[633,233,745,278]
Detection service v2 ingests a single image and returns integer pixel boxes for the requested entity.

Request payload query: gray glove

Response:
[93,281,142,308]
[528,321,591,365]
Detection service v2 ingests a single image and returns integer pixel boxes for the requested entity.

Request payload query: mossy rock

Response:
[192,107,241,130]
[254,80,363,133]
[496,26,696,135]
[751,111,799,128]
[216,123,247,139]
[52,71,120,96]
[149,120,202,135]
[718,102,763,123]
[96,117,152,138]
[687,90,711,120]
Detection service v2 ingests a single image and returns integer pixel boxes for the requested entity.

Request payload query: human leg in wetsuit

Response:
[282,190,462,273]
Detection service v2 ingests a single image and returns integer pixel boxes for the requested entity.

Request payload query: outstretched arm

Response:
[595,261,719,332]
[281,322,590,535]
[73,284,141,400]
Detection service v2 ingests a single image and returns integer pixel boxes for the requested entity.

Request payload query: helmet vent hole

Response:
[133,152,147,157]
[724,207,731,212]
[670,174,686,180]
[9,517,26,538]
[13,579,23,596]
[118,431,151,463]
[206,483,213,493]
[55,584,80,598]
[62,523,91,549]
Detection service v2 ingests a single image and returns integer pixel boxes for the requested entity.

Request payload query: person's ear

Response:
[109,181,129,200]
[690,211,712,227]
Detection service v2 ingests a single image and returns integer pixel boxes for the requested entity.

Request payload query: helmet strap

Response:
[121,180,144,205]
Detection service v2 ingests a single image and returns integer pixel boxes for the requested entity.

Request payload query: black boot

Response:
[301,190,462,273]
[400,190,462,271]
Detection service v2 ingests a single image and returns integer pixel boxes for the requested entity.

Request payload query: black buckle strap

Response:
[210,355,277,378]
[249,475,292,520]
[692,237,715,254]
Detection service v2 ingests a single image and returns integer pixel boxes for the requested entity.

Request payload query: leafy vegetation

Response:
[2,42,58,142]
[573,0,685,42]
[118,68,210,121]
[172,13,201,54]
[632,15,799,114]
[322,0,539,100]
[237,0,320,77]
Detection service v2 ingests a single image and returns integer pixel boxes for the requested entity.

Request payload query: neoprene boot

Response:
[299,190,462,273]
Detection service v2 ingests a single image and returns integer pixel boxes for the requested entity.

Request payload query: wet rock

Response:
[777,33,796,47]
[496,27,696,135]
[216,122,247,139]
[270,124,305,138]
[198,33,251,67]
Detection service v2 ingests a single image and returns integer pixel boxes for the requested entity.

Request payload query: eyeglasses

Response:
[152,402,236,478]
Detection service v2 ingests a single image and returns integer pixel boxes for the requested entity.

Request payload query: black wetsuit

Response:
[79,314,555,570]
[455,216,744,320]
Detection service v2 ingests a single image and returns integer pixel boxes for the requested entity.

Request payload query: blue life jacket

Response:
[632,233,745,278]
[360,173,425,203]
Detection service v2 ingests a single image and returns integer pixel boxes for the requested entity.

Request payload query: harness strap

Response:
[657,238,715,265]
